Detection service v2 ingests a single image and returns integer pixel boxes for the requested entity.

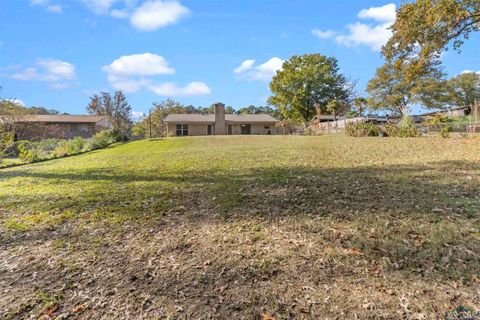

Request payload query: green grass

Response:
[0,157,22,168]
[0,135,479,318]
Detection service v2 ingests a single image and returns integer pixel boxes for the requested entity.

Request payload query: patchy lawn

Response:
[0,135,479,319]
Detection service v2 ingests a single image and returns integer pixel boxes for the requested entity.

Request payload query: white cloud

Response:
[130,0,190,31]
[31,0,63,14]
[461,70,480,75]
[46,5,63,13]
[110,8,129,18]
[312,3,397,51]
[311,29,337,39]
[103,53,175,77]
[234,57,284,81]
[233,59,255,74]
[11,59,76,89]
[334,22,393,51]
[3,98,26,107]
[131,110,145,121]
[149,82,211,96]
[358,4,396,23]
[106,75,151,92]
[80,0,120,14]
[103,53,210,96]
[31,0,49,5]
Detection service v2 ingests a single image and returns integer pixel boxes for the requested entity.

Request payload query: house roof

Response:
[417,106,470,117]
[17,115,109,123]
[164,113,278,123]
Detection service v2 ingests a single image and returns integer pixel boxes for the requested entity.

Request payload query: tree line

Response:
[2,0,479,137]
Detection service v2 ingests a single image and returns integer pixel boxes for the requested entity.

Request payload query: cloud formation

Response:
[103,53,210,96]
[130,0,190,31]
[312,3,397,51]
[30,0,63,14]
[79,0,190,31]
[150,82,211,96]
[234,57,284,81]
[103,53,175,77]
[10,59,76,89]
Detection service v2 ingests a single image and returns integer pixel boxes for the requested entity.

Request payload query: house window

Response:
[78,124,89,133]
[240,124,251,135]
[176,124,189,136]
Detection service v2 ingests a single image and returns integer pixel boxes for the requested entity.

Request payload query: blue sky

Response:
[0,0,479,116]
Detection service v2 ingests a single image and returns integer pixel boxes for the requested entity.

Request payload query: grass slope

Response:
[1,135,479,319]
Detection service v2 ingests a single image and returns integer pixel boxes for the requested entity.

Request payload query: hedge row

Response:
[0,129,122,164]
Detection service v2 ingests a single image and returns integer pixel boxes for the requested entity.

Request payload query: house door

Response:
[227,125,232,135]
[207,124,213,135]
[240,124,251,135]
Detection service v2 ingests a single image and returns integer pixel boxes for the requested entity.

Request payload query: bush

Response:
[441,125,453,138]
[424,114,449,125]
[0,132,16,158]
[17,141,41,163]
[15,129,120,164]
[52,137,87,157]
[345,121,379,137]
[90,129,121,150]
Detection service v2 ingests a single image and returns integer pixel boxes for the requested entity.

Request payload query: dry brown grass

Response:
[0,135,479,319]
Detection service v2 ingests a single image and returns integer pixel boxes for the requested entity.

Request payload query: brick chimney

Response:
[214,102,226,135]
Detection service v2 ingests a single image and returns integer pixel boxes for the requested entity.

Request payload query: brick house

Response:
[164,103,279,136]
[15,115,113,140]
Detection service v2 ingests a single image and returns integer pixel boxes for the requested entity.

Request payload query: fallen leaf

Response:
[262,313,276,320]
[72,303,87,313]
[349,248,364,256]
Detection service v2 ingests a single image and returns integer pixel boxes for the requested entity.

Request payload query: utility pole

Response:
[149,109,152,139]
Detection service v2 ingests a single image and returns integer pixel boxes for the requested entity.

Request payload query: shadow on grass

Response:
[1,160,479,284]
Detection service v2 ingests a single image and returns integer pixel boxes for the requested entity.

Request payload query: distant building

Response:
[415,106,472,122]
[164,103,279,136]
[15,115,113,140]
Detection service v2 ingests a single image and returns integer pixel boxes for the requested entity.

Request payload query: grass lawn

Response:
[0,158,22,169]
[1,135,479,319]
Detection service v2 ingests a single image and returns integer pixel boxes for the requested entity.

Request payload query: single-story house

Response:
[415,106,473,122]
[164,103,279,136]
[14,115,113,140]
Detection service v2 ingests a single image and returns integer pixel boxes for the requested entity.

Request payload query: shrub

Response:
[0,132,16,157]
[397,116,421,138]
[424,114,449,125]
[398,125,421,138]
[17,141,41,163]
[345,121,379,137]
[441,125,453,138]
[90,129,121,150]
[383,123,400,137]
[68,137,86,155]
[15,130,119,164]
[51,140,69,158]
[52,137,86,157]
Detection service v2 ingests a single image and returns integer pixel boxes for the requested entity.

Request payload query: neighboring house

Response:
[164,103,279,136]
[15,115,113,140]
[308,114,402,135]
[415,106,472,122]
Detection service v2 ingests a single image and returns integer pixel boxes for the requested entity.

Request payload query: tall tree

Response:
[367,61,445,116]
[383,0,479,77]
[326,99,349,126]
[444,72,480,109]
[268,54,352,125]
[147,99,186,137]
[353,97,369,116]
[87,91,132,131]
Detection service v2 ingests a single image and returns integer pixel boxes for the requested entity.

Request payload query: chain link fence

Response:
[416,121,480,136]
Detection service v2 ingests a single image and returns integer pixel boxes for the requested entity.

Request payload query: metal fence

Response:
[416,122,480,136]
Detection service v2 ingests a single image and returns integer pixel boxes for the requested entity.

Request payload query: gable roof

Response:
[164,113,278,123]
[16,115,109,123]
